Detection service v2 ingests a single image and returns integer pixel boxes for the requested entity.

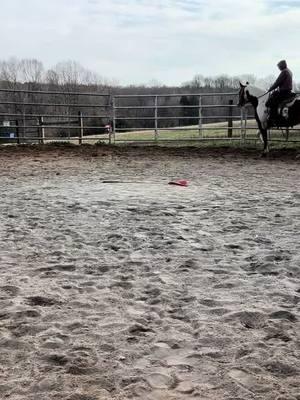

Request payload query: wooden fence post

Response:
[38,116,45,144]
[15,120,20,144]
[112,96,116,144]
[154,96,158,142]
[198,95,203,137]
[227,100,233,138]
[78,111,83,145]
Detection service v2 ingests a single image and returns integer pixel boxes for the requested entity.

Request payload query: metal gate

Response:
[0,87,299,145]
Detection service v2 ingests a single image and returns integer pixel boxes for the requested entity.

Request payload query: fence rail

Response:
[0,88,299,145]
[0,88,111,97]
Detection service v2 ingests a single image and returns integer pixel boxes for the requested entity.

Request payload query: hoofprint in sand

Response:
[0,147,299,400]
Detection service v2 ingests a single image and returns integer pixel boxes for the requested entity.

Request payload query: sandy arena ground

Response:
[0,145,299,400]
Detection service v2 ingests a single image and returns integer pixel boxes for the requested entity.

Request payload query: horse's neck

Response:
[248,85,264,98]
[256,93,269,126]
[248,90,268,110]
[245,85,265,110]
[258,93,268,108]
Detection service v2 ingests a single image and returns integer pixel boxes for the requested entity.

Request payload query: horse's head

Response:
[237,81,250,107]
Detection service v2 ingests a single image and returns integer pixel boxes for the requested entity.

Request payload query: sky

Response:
[1,0,300,86]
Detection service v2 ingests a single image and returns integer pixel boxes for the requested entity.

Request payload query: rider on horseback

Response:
[266,60,294,125]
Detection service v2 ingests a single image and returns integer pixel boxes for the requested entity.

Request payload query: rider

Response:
[266,60,293,123]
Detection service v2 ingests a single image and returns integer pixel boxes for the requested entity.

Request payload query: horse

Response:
[237,82,300,155]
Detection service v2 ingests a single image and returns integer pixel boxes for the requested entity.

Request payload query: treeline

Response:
[0,58,298,138]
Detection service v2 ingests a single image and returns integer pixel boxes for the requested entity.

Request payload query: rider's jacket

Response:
[269,68,293,92]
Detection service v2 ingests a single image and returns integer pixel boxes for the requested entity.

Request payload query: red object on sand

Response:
[168,179,188,187]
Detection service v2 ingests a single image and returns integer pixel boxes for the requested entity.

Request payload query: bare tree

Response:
[0,58,25,123]
[203,77,214,88]
[238,74,256,85]
[214,75,232,89]
[45,69,60,86]
[20,59,44,83]
[0,57,22,87]
[256,75,276,90]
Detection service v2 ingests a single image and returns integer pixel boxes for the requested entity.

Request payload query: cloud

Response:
[0,0,300,85]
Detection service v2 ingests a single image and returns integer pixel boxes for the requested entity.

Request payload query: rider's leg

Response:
[267,92,280,124]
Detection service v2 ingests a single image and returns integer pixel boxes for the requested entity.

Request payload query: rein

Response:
[257,92,269,99]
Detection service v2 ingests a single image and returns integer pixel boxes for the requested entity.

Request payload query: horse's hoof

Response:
[261,150,269,158]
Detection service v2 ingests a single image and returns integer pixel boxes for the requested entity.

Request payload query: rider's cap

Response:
[277,60,287,69]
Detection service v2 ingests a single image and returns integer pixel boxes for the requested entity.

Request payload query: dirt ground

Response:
[0,144,299,400]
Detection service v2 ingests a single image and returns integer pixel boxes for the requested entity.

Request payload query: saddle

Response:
[277,92,298,119]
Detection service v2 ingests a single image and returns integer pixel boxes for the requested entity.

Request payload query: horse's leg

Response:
[260,128,269,155]
[255,104,269,154]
